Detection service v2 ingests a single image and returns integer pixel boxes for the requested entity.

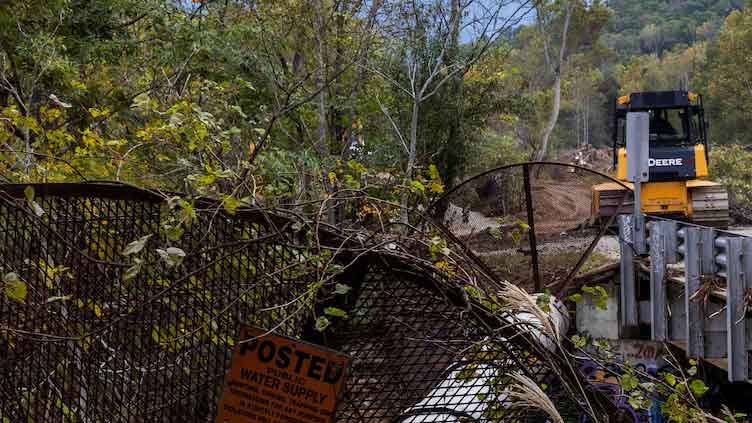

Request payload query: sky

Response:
[461,1,537,42]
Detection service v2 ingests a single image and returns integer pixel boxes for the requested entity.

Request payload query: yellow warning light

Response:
[617,95,630,105]
[688,92,698,102]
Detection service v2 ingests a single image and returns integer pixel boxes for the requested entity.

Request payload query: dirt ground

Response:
[531,182,594,233]
[440,152,623,291]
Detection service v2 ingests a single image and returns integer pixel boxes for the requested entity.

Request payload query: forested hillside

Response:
[603,0,752,147]
[603,0,744,55]
[495,0,751,158]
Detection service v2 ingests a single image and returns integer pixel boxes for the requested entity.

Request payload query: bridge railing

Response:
[620,216,752,382]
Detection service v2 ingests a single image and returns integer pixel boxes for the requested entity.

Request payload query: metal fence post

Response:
[619,215,638,336]
[701,228,716,275]
[650,221,668,341]
[681,227,704,357]
[744,238,752,381]
[626,112,650,256]
[522,164,540,292]
[662,220,678,264]
[717,237,747,382]
[728,238,747,382]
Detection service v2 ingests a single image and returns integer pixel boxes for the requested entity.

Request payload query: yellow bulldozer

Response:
[592,91,729,228]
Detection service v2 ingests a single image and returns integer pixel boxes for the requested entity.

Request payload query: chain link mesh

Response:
[0,182,612,422]
[430,163,630,295]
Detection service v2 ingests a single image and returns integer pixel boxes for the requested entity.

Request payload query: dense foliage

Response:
[1,1,751,193]
[603,0,744,55]
[3,0,752,421]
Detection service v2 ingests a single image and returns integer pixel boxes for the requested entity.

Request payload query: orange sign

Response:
[215,326,348,423]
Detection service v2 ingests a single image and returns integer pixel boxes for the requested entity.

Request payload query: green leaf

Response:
[639,382,655,391]
[664,373,677,387]
[131,93,152,111]
[582,285,609,310]
[620,373,639,391]
[222,195,241,215]
[230,105,247,118]
[427,181,444,193]
[24,186,34,202]
[509,229,521,245]
[627,391,650,410]
[689,379,709,397]
[567,293,583,303]
[24,187,44,216]
[157,247,186,267]
[151,327,161,343]
[122,235,151,256]
[429,164,440,180]
[166,196,181,209]
[324,307,347,318]
[536,292,551,313]
[347,160,366,175]
[343,174,360,189]
[179,200,196,225]
[3,273,27,303]
[315,316,330,332]
[124,260,142,281]
[334,283,351,295]
[571,334,587,348]
[163,224,183,241]
[46,295,72,304]
[594,338,610,351]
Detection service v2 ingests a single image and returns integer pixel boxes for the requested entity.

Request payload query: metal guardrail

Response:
[619,216,752,382]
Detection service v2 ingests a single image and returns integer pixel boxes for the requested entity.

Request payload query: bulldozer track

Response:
[595,184,730,228]
[690,185,730,228]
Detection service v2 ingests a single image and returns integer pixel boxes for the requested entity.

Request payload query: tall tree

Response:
[370,0,536,222]
[705,7,752,145]
[535,0,573,161]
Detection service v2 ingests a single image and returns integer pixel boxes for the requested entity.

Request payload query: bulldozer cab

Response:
[593,90,729,228]
[612,90,709,181]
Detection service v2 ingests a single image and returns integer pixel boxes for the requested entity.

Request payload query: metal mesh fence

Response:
[429,162,630,295]
[0,182,612,423]
[0,183,313,423]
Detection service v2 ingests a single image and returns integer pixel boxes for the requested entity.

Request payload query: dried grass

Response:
[498,283,559,341]
[508,372,564,423]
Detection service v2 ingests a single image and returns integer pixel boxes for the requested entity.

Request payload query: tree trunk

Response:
[314,0,338,223]
[535,1,573,162]
[341,0,383,160]
[400,98,420,224]
[440,0,464,188]
[315,0,327,159]
[536,73,562,161]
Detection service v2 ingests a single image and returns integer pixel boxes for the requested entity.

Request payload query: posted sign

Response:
[215,326,348,423]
